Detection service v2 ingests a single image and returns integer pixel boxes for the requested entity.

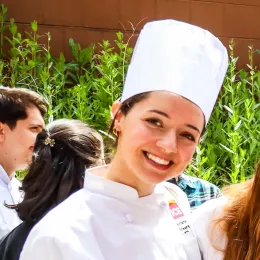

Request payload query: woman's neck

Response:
[102,156,155,198]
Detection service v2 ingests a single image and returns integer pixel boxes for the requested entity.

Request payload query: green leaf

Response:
[219,143,235,154]
[28,60,35,67]
[69,38,80,60]
[52,103,63,114]
[9,18,17,35]
[31,20,38,32]
[223,105,233,114]
[234,120,242,131]
[10,47,19,57]
[79,48,92,65]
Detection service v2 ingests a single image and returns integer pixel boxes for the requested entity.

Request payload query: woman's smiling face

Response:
[113,91,205,185]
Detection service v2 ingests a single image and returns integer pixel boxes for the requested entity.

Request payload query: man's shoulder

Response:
[180,174,220,192]
[178,174,222,210]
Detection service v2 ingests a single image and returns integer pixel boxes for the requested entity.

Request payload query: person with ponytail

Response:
[0,119,104,260]
[191,161,260,260]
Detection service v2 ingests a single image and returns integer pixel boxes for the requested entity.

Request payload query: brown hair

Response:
[109,92,150,144]
[7,119,103,222]
[0,86,48,129]
[215,161,260,260]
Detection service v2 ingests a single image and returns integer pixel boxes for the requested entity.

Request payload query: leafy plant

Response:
[0,5,259,185]
[185,41,260,186]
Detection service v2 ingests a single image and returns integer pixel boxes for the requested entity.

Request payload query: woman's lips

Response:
[143,151,173,171]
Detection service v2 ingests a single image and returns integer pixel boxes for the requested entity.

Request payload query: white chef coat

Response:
[0,164,22,240]
[190,197,227,260]
[21,168,201,260]
[158,181,191,216]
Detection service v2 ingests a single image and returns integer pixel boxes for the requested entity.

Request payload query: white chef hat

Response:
[121,19,228,124]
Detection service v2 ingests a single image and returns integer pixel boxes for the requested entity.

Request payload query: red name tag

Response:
[169,200,184,220]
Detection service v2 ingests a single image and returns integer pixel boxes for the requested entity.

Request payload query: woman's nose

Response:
[156,132,178,154]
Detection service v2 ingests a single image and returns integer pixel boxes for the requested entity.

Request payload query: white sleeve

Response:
[20,233,64,260]
[20,219,94,260]
[20,232,94,260]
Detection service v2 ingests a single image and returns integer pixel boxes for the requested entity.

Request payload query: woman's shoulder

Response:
[191,197,227,232]
[190,197,227,260]
[192,197,227,219]
[24,189,93,237]
[38,189,90,221]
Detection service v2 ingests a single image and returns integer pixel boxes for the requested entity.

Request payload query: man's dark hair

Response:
[0,86,48,129]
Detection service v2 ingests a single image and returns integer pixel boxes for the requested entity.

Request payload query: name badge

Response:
[169,200,184,219]
[168,200,194,238]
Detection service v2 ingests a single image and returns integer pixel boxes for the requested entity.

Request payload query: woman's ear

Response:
[111,101,124,133]
[111,100,121,119]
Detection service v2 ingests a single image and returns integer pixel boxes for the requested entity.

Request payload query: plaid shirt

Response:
[168,173,222,211]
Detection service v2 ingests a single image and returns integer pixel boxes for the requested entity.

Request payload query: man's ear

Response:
[0,123,5,143]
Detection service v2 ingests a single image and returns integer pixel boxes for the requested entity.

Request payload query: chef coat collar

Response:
[84,166,165,203]
[0,164,11,187]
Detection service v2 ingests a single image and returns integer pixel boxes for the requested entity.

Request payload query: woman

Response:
[0,119,103,260]
[191,161,260,260]
[20,19,228,260]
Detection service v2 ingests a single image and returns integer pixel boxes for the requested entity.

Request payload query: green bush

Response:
[185,42,259,186]
[0,4,132,130]
[0,5,259,185]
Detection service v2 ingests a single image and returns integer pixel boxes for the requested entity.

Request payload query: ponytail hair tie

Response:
[44,136,55,147]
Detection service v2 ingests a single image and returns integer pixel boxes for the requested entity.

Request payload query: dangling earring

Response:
[0,128,5,141]
[113,127,119,137]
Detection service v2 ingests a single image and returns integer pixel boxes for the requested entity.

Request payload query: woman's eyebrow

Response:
[186,124,201,134]
[148,109,169,118]
[148,110,201,133]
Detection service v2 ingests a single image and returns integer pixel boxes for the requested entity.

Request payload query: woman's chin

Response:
[138,170,171,185]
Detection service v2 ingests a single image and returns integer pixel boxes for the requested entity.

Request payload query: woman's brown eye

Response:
[182,133,195,142]
[146,118,162,127]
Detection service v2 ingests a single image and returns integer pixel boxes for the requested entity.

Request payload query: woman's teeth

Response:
[146,152,170,166]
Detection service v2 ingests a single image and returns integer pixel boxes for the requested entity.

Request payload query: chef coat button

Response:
[160,201,167,209]
[125,213,133,223]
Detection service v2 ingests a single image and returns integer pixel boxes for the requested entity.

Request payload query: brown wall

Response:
[2,0,260,67]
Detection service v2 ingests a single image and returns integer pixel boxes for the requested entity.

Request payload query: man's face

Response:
[0,106,45,174]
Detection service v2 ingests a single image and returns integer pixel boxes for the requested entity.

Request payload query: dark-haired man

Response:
[0,86,48,239]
